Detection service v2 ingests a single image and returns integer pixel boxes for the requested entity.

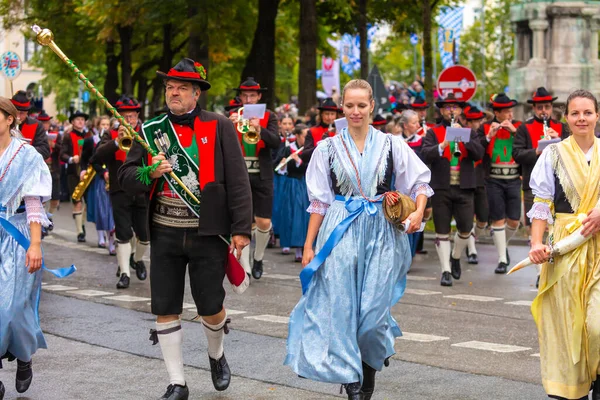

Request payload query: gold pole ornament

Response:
[32,25,200,204]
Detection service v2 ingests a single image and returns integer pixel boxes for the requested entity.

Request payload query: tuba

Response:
[72,165,96,202]
[237,107,260,144]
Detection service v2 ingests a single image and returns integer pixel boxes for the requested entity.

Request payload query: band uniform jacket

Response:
[477,119,523,180]
[19,117,50,159]
[92,125,140,194]
[421,120,485,190]
[59,129,86,176]
[513,117,569,191]
[302,123,334,163]
[81,135,106,177]
[118,109,252,238]
[48,132,63,179]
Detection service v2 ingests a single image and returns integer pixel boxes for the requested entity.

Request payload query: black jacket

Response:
[421,120,485,190]
[254,110,280,180]
[59,129,86,176]
[118,110,252,238]
[20,117,50,159]
[92,126,139,194]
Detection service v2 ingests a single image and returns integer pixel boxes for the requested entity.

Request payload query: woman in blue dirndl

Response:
[0,98,75,399]
[285,80,432,399]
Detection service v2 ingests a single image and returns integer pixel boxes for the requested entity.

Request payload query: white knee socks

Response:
[254,225,271,262]
[202,315,227,360]
[156,320,185,386]
[133,240,149,262]
[505,225,518,245]
[74,212,84,234]
[474,224,487,240]
[492,226,507,263]
[435,235,451,273]
[116,241,131,277]
[467,229,477,256]
[452,232,470,260]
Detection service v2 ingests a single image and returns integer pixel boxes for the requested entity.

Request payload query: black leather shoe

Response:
[131,260,147,281]
[0,380,5,400]
[116,273,130,289]
[15,360,32,393]
[450,256,461,280]
[466,249,478,264]
[440,271,452,287]
[159,384,189,400]
[593,379,600,400]
[77,232,86,243]
[495,262,508,274]
[361,362,376,400]
[252,260,263,280]
[209,354,231,391]
[341,382,364,400]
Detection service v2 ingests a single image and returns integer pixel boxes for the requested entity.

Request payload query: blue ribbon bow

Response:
[299,195,381,294]
[0,215,76,278]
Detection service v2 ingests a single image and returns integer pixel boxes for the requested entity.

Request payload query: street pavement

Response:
[0,205,554,399]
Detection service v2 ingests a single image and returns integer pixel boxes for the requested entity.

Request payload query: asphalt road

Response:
[0,205,553,400]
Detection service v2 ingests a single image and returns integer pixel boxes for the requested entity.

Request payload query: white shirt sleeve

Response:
[22,149,53,203]
[391,136,434,200]
[527,146,555,223]
[306,140,334,215]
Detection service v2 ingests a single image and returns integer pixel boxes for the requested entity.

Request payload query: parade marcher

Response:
[273,114,296,255]
[228,76,279,280]
[118,58,252,399]
[38,111,62,223]
[59,110,89,243]
[275,123,309,262]
[479,93,523,274]
[286,80,431,400]
[410,99,435,130]
[93,96,149,289]
[513,87,569,286]
[0,97,74,399]
[371,114,387,132]
[527,90,600,400]
[422,93,485,286]
[10,91,50,159]
[459,104,487,264]
[302,97,338,161]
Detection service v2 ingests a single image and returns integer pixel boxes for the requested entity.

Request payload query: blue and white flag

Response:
[437,7,464,68]
[338,25,379,75]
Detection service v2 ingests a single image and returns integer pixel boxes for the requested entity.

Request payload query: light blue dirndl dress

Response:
[0,138,75,366]
[285,128,433,384]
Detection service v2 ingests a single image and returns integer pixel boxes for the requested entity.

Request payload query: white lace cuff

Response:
[307,200,329,216]
[25,196,51,227]
[410,183,434,202]
[527,202,554,225]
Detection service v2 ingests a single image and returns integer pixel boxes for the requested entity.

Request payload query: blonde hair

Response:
[342,79,373,104]
[96,115,110,129]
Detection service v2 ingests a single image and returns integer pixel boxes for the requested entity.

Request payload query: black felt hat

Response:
[156,58,211,91]
[435,93,466,109]
[463,104,484,121]
[488,93,518,110]
[115,95,142,112]
[11,90,32,111]
[224,96,243,112]
[69,110,89,123]
[410,99,429,109]
[372,114,387,126]
[37,110,51,121]
[526,87,558,104]
[317,97,339,112]
[234,77,268,93]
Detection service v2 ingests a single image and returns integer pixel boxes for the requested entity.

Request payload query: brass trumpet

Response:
[237,107,260,144]
[118,130,133,152]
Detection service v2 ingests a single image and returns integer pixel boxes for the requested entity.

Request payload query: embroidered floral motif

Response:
[181,170,200,196]
[169,155,181,172]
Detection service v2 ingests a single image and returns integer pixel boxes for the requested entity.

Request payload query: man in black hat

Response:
[422,93,485,286]
[371,114,387,132]
[478,93,523,274]
[302,97,338,162]
[410,99,435,132]
[228,77,280,280]
[513,87,569,286]
[59,110,90,242]
[92,95,149,289]
[118,58,251,399]
[11,90,50,159]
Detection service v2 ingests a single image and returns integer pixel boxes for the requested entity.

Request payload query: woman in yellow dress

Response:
[528,90,600,400]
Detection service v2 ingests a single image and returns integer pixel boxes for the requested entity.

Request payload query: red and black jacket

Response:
[477,119,523,180]
[20,117,50,159]
[92,125,140,194]
[302,123,335,163]
[59,129,86,176]
[513,117,569,190]
[118,110,252,238]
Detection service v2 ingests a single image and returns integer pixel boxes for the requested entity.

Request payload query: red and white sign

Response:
[437,65,477,102]
[321,56,340,97]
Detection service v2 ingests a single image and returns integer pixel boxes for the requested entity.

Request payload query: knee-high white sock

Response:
[97,230,106,245]
[202,315,227,360]
[467,229,477,255]
[116,241,131,277]
[452,232,470,259]
[435,235,451,273]
[240,245,251,274]
[474,224,487,240]
[505,225,518,245]
[156,320,185,386]
[133,240,149,262]
[492,226,507,263]
[74,212,84,234]
[130,237,136,254]
[254,225,271,262]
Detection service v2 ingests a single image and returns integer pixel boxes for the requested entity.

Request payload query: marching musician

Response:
[302,97,338,161]
[37,111,62,223]
[410,99,435,130]
[11,90,50,159]
[459,104,487,265]
[228,77,280,280]
[119,58,251,399]
[422,93,485,286]
[59,110,89,243]
[479,93,522,274]
[513,87,569,286]
[92,96,149,289]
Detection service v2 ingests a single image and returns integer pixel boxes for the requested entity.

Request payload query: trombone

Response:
[237,107,261,144]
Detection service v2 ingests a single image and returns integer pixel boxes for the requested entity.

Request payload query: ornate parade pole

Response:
[31,25,200,204]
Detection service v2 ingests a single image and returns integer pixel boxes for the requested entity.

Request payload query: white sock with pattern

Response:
[435,235,451,273]
[492,227,507,263]
[156,320,185,386]
[254,225,271,262]
[116,242,131,277]
[202,315,227,360]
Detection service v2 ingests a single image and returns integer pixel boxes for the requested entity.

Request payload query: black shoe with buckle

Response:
[466,248,478,264]
[77,232,86,243]
[495,262,508,274]
[340,382,364,400]
[159,384,189,400]
[361,362,376,400]
[15,359,32,394]
[131,259,147,281]
[440,271,452,287]
[209,354,231,391]
[252,259,263,280]
[116,273,130,289]
[450,256,461,280]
